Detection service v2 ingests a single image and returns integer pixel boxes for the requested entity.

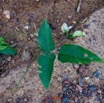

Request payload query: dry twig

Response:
[77,0,82,13]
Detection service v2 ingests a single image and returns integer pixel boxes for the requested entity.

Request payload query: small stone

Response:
[67,15,72,20]
[82,88,92,97]
[11,60,15,64]
[73,64,79,69]
[62,94,69,103]
[30,34,34,38]
[24,98,28,102]
[16,97,24,103]
[27,37,31,41]
[78,77,84,86]
[10,40,14,44]
[36,0,39,2]
[97,90,102,93]
[72,21,76,24]
[92,70,102,78]
[7,56,12,61]
[3,10,10,19]
[21,50,32,61]
[76,85,82,93]
[84,77,90,80]
[16,89,24,96]
[24,25,30,30]
[56,20,59,23]
[92,20,97,23]
[7,97,13,103]
[88,85,97,92]
[62,75,69,81]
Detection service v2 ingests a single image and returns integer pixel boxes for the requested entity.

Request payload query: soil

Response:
[0,0,104,72]
[0,0,104,103]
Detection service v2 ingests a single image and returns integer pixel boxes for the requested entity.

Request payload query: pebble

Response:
[24,25,30,30]
[36,0,39,2]
[62,94,70,103]
[7,97,13,103]
[92,70,102,78]
[11,60,15,64]
[78,77,84,86]
[21,50,32,62]
[16,89,24,96]
[82,88,92,97]
[3,10,10,19]
[16,97,24,103]
[24,98,28,102]
[73,64,79,69]
[67,15,72,20]
[7,56,12,62]
[84,77,90,80]
[30,34,34,38]
[72,21,76,24]
[88,85,97,92]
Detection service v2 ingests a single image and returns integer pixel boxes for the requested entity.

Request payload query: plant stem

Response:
[12,49,40,95]
[55,35,67,45]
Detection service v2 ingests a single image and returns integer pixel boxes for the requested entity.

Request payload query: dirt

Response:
[0,0,104,103]
[0,0,104,72]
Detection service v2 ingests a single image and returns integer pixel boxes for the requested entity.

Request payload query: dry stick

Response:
[77,0,82,13]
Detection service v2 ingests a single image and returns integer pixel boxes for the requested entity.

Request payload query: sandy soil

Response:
[0,0,104,103]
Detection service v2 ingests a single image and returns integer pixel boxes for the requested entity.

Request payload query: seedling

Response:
[0,37,16,55]
[61,23,85,38]
[37,19,104,89]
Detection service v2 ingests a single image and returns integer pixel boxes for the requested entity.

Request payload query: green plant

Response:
[37,19,104,89]
[0,37,16,55]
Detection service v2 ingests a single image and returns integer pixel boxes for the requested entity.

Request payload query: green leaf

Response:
[0,38,8,50]
[72,30,85,38]
[0,37,16,55]
[38,53,56,89]
[58,44,104,64]
[0,45,8,51]
[0,46,17,55]
[38,19,55,53]
[0,37,4,41]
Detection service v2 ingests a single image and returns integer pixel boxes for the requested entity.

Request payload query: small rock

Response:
[67,15,72,20]
[84,77,90,80]
[82,88,92,97]
[7,97,13,103]
[21,50,32,62]
[92,70,102,78]
[16,97,24,103]
[62,94,70,103]
[16,89,24,96]
[24,98,28,102]
[78,77,84,86]
[72,21,76,24]
[36,0,39,2]
[97,90,102,94]
[7,56,12,62]
[73,64,79,69]
[11,60,15,64]
[88,85,97,92]
[76,85,82,93]
[30,34,34,38]
[92,20,97,23]
[27,37,31,41]
[24,25,30,30]
[3,10,10,19]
